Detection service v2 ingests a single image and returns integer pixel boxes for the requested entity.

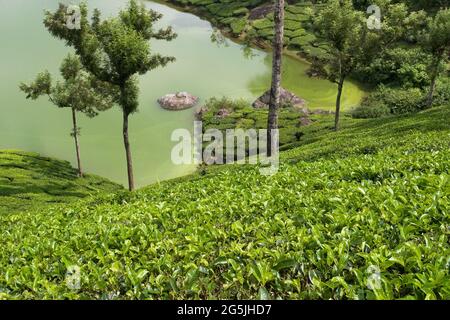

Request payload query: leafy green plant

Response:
[351,103,391,119]
[44,0,177,191]
[354,85,426,117]
[0,150,122,215]
[1,106,449,300]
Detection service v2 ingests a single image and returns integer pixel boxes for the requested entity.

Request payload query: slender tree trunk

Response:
[123,111,135,191]
[71,108,83,177]
[335,75,345,131]
[426,55,442,109]
[267,0,285,157]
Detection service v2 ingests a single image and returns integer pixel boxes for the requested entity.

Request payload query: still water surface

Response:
[0,0,364,187]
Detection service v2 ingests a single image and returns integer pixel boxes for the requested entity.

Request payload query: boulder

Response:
[195,106,208,120]
[216,108,231,118]
[249,3,274,20]
[158,92,199,111]
[299,116,313,126]
[252,88,307,111]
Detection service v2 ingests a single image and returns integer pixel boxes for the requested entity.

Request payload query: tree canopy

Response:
[42,0,177,190]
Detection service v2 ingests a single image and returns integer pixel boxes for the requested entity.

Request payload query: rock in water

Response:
[158,92,199,111]
[252,88,306,111]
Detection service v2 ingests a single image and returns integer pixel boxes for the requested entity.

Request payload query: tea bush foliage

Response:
[0,150,122,215]
[166,0,324,59]
[0,106,449,299]
[199,97,310,149]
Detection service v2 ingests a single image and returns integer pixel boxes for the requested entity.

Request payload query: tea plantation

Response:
[0,150,122,215]
[0,106,449,299]
[163,0,329,59]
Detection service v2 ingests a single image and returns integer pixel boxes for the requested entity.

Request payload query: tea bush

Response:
[199,97,308,150]
[166,0,322,59]
[351,86,426,118]
[351,103,391,119]
[0,106,449,299]
[0,150,122,215]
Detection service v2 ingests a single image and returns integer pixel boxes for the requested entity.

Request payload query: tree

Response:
[19,54,113,177]
[267,0,285,157]
[314,0,409,130]
[420,9,450,108]
[43,0,177,190]
[315,0,374,131]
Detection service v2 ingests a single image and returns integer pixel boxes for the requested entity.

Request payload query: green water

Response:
[0,0,365,187]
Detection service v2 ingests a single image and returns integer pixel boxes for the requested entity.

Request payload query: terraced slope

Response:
[163,0,329,59]
[0,106,449,299]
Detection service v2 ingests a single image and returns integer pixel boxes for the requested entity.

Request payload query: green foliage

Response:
[1,106,449,299]
[434,78,450,106]
[199,97,308,149]
[43,0,177,190]
[419,9,450,58]
[3,0,450,300]
[19,54,116,176]
[44,0,177,116]
[352,80,450,119]
[419,8,450,107]
[19,54,114,117]
[354,47,432,89]
[351,103,391,119]
[353,85,426,117]
[314,0,382,82]
[0,150,123,215]
[229,18,247,35]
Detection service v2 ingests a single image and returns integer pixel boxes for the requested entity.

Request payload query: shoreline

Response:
[151,0,369,95]
[151,0,313,66]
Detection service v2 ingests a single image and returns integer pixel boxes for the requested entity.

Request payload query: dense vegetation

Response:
[165,0,328,60]
[43,1,177,190]
[1,0,449,301]
[0,150,122,215]
[0,105,448,299]
[198,97,328,151]
[165,0,450,121]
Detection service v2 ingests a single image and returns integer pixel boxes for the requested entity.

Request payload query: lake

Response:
[0,0,365,187]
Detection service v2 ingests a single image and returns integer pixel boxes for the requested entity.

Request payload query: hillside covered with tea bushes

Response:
[0,105,449,299]
[0,150,122,215]
[163,0,330,60]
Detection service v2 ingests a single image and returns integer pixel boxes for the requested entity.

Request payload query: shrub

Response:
[353,47,432,89]
[199,97,311,151]
[434,78,450,106]
[229,18,247,35]
[353,86,426,118]
[351,103,391,119]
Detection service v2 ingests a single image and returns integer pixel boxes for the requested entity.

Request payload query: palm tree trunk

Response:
[426,55,442,109]
[71,108,83,177]
[335,76,345,131]
[123,111,135,191]
[267,0,285,157]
